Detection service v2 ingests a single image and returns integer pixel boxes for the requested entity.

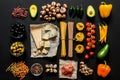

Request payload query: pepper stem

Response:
[103,21,107,26]
[101,1,106,5]
[104,60,107,67]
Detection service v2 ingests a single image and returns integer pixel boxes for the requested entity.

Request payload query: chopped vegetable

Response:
[6,61,29,80]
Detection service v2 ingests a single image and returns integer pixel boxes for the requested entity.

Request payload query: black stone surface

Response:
[0,0,120,80]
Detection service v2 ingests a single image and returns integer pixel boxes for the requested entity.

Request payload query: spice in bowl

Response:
[30,63,43,76]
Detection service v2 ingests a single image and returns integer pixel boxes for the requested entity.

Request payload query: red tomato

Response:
[89,51,94,56]
[86,27,91,31]
[91,40,96,44]
[86,46,91,50]
[84,54,89,60]
[91,29,96,34]
[91,35,95,40]
[86,32,91,37]
[86,22,90,27]
[91,24,96,29]
[87,42,92,47]
[91,44,96,49]
[86,38,91,42]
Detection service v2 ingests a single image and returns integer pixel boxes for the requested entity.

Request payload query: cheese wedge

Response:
[31,27,42,49]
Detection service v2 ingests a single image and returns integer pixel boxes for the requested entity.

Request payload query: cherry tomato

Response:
[91,24,96,29]
[86,32,91,37]
[86,27,91,31]
[91,40,96,44]
[86,38,91,42]
[91,29,96,34]
[91,44,96,49]
[89,51,94,56]
[87,42,92,47]
[84,54,89,60]
[86,46,91,50]
[91,35,95,40]
[86,22,90,27]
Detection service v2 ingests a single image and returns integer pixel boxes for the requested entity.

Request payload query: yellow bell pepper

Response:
[99,2,113,18]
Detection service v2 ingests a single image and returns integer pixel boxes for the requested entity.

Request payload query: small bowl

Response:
[10,23,25,39]
[10,41,25,57]
[30,63,43,76]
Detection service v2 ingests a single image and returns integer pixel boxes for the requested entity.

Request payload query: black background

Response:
[0,0,120,80]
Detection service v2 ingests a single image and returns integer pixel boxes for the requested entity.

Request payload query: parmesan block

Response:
[39,41,44,49]
[42,48,48,55]
[44,41,50,48]
[31,27,42,49]
[42,33,50,40]
[49,29,57,38]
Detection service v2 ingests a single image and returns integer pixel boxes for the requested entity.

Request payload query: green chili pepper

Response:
[78,5,84,18]
[76,5,84,18]
[69,6,74,17]
[69,6,76,18]
[76,6,79,17]
[97,44,109,59]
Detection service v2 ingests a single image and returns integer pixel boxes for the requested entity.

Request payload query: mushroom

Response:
[52,8,56,12]
[62,14,66,18]
[46,69,50,72]
[48,17,52,21]
[46,8,49,12]
[63,4,68,9]
[46,17,49,20]
[55,7,60,12]
[50,6,55,11]
[56,3,61,7]
[48,11,52,15]
[51,1,56,6]
[52,12,56,16]
[40,10,46,15]
[47,4,51,8]
[51,17,55,20]
[44,15,48,19]
[56,13,62,19]
[42,5,47,10]
[40,15,43,18]
[60,7,66,14]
